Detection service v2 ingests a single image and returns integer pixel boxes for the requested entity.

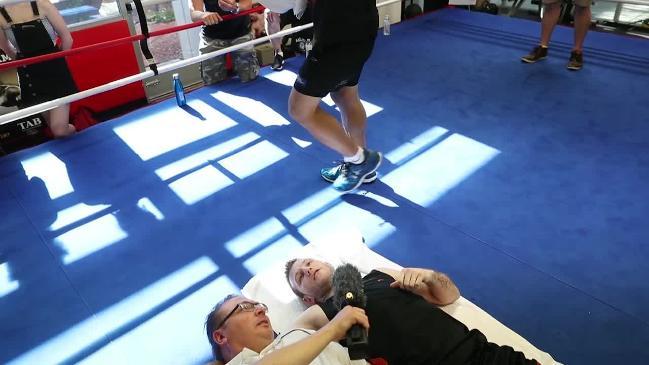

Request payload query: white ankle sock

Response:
[275,50,283,57]
[344,147,365,164]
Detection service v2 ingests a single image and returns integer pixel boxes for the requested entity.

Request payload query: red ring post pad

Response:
[0,5,266,72]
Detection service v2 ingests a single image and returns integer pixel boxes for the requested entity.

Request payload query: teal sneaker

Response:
[332,149,382,192]
[321,163,377,184]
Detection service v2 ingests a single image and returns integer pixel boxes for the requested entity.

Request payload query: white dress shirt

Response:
[227,328,367,365]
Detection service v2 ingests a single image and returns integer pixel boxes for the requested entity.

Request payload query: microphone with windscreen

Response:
[332,263,369,360]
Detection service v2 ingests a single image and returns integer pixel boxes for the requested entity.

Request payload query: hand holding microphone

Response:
[326,306,369,342]
[332,264,370,360]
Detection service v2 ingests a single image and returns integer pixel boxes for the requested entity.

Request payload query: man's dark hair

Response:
[284,258,305,299]
[205,293,239,361]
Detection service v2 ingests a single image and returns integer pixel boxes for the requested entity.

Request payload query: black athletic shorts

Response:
[294,37,376,98]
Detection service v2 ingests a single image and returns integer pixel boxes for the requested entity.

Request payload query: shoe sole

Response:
[321,172,377,184]
[271,65,283,71]
[334,153,383,193]
[521,56,547,63]
[566,65,582,71]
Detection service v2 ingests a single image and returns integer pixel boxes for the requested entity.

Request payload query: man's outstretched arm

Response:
[253,306,369,365]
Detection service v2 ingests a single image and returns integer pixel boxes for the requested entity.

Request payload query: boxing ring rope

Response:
[0,6,267,72]
[0,0,38,5]
[0,0,403,126]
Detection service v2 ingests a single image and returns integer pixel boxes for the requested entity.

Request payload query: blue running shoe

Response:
[332,149,382,192]
[321,163,377,184]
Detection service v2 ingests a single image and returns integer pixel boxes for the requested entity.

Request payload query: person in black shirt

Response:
[190,0,259,84]
[285,258,541,365]
[287,0,382,193]
[219,0,382,192]
[0,0,78,138]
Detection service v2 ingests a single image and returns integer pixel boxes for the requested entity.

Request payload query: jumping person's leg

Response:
[288,89,358,157]
[330,85,366,148]
[317,85,379,184]
[289,52,381,192]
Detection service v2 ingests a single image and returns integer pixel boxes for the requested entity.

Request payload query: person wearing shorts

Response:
[288,0,382,192]
[521,0,592,70]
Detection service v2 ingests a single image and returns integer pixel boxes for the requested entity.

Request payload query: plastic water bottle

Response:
[172,73,186,107]
[305,38,313,58]
[383,14,391,36]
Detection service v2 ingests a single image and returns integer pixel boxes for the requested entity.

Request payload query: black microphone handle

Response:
[346,323,369,360]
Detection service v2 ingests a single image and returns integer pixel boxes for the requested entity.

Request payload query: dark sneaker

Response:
[321,163,377,184]
[332,149,382,192]
[521,46,548,63]
[566,51,583,71]
[271,52,284,71]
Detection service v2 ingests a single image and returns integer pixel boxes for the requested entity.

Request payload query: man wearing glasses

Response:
[205,294,369,364]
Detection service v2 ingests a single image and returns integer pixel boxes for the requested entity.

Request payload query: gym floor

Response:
[1,8,648,365]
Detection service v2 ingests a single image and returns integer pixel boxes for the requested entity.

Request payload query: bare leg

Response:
[265,11,282,53]
[288,88,358,157]
[572,5,591,52]
[47,104,75,138]
[540,2,561,46]
[330,85,367,148]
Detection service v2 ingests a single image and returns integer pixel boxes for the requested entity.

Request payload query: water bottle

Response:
[305,38,313,58]
[172,73,186,107]
[383,14,391,36]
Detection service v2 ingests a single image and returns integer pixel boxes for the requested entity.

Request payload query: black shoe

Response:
[521,46,548,63]
[566,51,583,71]
[271,52,284,71]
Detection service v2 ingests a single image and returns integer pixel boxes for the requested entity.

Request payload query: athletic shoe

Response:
[332,149,382,192]
[321,163,378,184]
[566,50,583,71]
[521,45,548,63]
[271,52,284,71]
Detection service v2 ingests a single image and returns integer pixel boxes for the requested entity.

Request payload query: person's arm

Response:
[382,267,461,306]
[252,306,369,365]
[0,28,16,59]
[39,0,72,50]
[292,0,307,19]
[190,0,222,25]
[291,304,331,331]
[249,12,264,37]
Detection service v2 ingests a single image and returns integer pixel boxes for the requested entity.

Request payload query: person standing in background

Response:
[0,0,78,138]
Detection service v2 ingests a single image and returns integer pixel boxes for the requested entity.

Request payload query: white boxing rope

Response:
[595,0,649,4]
[0,23,313,126]
[0,0,402,126]
[0,0,30,6]
[377,0,404,7]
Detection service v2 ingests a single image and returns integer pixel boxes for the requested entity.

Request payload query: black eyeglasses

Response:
[216,301,268,329]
